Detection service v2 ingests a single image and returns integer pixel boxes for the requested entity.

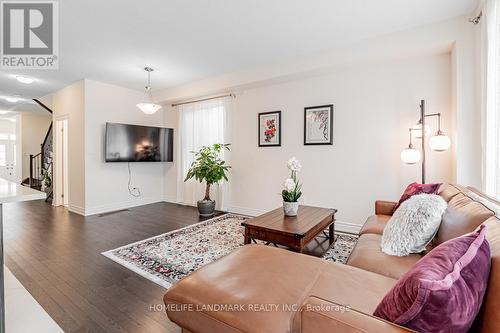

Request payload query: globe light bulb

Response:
[429,131,451,152]
[401,146,421,164]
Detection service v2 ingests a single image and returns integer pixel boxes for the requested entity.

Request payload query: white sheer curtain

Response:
[176,97,231,209]
[482,0,500,198]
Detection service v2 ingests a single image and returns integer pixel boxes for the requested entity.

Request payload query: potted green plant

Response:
[184,143,230,217]
[282,157,302,216]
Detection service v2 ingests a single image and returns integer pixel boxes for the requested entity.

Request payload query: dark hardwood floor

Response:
[3,200,220,333]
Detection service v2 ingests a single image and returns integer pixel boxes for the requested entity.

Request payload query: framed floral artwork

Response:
[304,104,333,145]
[258,111,281,147]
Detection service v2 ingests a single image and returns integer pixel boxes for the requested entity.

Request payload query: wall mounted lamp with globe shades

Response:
[401,100,451,183]
[136,67,162,115]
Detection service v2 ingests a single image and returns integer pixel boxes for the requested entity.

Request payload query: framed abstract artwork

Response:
[304,104,333,145]
[258,111,281,147]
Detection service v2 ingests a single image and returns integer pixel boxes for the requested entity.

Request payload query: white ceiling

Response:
[0,0,478,111]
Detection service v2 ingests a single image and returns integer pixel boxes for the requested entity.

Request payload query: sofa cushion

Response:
[381,194,447,256]
[359,215,391,235]
[475,217,500,333]
[438,183,464,202]
[347,233,423,279]
[435,193,494,245]
[394,182,441,212]
[374,225,491,333]
[164,244,396,333]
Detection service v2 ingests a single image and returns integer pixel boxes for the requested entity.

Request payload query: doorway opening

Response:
[0,116,18,182]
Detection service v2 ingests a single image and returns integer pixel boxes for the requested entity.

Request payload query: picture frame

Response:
[304,104,334,145]
[258,111,281,147]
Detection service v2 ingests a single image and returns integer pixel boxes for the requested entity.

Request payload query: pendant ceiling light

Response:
[136,67,162,115]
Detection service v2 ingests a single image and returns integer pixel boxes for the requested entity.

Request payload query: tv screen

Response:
[105,123,173,162]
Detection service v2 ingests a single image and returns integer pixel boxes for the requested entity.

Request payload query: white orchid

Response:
[282,158,303,203]
[283,178,296,192]
[287,157,302,173]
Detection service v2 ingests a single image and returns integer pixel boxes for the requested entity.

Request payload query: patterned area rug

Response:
[102,214,358,289]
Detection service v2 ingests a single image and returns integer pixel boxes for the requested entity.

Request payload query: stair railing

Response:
[29,153,42,187]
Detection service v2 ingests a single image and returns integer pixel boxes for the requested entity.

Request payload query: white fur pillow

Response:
[381,193,447,256]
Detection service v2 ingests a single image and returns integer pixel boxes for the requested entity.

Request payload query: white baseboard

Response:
[161,199,364,235]
[69,196,165,216]
[335,221,361,234]
[225,205,267,217]
[162,195,179,204]
[68,204,85,215]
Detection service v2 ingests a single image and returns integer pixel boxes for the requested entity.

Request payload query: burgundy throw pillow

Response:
[373,225,491,333]
[393,182,441,212]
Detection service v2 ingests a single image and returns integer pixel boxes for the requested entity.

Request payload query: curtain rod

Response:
[469,10,482,24]
[171,93,235,107]
[469,0,484,25]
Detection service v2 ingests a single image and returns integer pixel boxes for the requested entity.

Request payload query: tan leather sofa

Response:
[164,184,500,333]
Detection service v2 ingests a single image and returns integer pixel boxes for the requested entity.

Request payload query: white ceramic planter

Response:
[283,201,299,216]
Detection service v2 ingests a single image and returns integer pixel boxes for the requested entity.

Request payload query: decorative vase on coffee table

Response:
[283,201,299,216]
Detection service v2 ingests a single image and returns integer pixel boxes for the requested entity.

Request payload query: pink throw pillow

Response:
[393,182,441,212]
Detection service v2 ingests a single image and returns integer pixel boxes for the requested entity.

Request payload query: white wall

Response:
[157,15,482,193]
[42,16,478,222]
[452,21,482,188]
[163,105,178,202]
[20,113,52,179]
[50,81,86,213]
[84,79,170,215]
[46,79,173,215]
[162,54,453,229]
[233,55,454,228]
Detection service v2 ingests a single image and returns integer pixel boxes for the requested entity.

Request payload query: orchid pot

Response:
[281,157,303,217]
[283,201,299,216]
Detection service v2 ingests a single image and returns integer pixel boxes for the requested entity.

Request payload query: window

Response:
[176,97,231,208]
[0,133,15,141]
[0,145,6,167]
[179,99,227,178]
[484,0,500,198]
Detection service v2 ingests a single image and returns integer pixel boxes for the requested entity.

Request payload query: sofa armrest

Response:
[298,297,415,333]
[375,200,397,215]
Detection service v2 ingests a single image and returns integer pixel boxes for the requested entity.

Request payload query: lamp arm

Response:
[422,112,443,133]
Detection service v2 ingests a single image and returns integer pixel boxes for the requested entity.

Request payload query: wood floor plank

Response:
[3,200,205,333]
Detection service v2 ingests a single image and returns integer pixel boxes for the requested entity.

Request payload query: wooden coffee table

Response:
[242,205,337,253]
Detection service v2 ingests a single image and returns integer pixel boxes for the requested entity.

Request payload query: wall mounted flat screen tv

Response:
[105,122,173,162]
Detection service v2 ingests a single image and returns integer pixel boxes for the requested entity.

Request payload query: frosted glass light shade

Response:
[401,147,421,164]
[411,123,431,138]
[136,89,162,114]
[136,103,162,114]
[429,133,451,152]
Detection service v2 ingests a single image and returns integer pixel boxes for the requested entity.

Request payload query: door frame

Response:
[54,115,69,207]
[14,114,22,183]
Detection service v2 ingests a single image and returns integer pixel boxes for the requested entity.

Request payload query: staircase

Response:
[21,99,53,202]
